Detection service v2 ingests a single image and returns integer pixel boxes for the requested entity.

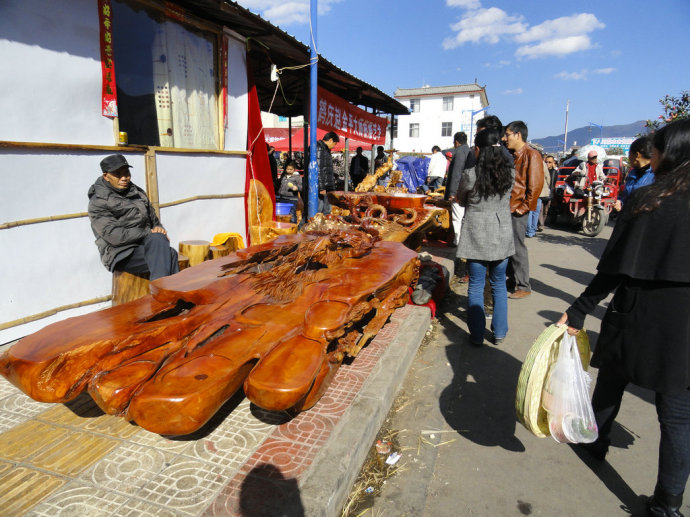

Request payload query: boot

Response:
[647,486,684,517]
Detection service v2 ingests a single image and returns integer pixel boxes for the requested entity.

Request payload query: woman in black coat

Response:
[558,118,690,517]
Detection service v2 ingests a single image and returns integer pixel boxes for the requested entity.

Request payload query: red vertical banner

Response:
[221,35,229,129]
[99,0,118,117]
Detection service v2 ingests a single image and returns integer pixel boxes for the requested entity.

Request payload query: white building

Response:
[394,84,489,153]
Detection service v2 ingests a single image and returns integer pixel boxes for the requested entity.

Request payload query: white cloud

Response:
[443,8,605,60]
[483,59,511,68]
[503,88,523,95]
[516,35,593,59]
[446,0,482,8]
[514,13,605,43]
[554,66,616,81]
[443,7,526,49]
[554,70,587,80]
[236,0,343,25]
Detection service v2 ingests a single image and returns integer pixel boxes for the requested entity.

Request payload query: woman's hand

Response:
[557,312,580,336]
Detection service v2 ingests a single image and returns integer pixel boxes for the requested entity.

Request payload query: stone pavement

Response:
[360,222,689,517]
[0,298,432,516]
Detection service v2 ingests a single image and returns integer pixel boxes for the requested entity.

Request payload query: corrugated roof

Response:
[176,0,409,116]
[395,84,489,106]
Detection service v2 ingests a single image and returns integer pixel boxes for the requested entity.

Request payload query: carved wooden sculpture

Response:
[0,230,419,435]
[319,191,446,249]
[248,179,297,245]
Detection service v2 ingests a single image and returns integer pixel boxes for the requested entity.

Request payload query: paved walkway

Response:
[360,222,688,517]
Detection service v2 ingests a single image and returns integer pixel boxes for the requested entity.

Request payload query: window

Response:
[112,0,220,149]
[409,123,419,138]
[409,99,420,113]
[441,122,452,137]
[443,96,454,111]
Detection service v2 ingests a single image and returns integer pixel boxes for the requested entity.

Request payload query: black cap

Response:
[100,154,132,173]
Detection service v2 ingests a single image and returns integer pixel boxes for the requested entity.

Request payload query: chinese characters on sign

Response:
[99,0,118,117]
[317,87,387,145]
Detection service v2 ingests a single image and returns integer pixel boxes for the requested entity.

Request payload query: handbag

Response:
[541,333,598,444]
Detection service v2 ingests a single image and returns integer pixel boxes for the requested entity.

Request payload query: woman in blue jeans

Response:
[456,128,515,345]
[558,119,690,516]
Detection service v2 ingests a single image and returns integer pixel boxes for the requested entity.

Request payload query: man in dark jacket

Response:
[88,154,179,281]
[503,121,544,299]
[444,132,473,246]
[349,146,369,188]
[310,131,339,215]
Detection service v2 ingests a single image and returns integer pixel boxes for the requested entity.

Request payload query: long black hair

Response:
[471,128,514,200]
[631,118,690,214]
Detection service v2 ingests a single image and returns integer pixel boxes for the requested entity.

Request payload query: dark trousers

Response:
[509,213,530,291]
[592,362,690,495]
[115,232,179,281]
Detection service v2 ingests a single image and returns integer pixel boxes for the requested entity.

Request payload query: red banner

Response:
[99,0,118,117]
[317,87,387,145]
[221,35,229,129]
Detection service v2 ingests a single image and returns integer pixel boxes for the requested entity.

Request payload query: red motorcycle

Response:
[547,162,622,237]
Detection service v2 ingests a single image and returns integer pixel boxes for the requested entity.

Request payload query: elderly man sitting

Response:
[88,154,179,281]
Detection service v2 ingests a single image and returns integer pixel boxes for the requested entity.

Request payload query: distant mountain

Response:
[532,121,648,152]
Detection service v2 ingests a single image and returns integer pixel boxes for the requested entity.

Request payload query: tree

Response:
[645,90,690,130]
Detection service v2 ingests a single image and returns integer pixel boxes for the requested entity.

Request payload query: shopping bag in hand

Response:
[541,333,598,444]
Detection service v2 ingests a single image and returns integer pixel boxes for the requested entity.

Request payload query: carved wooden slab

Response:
[0,230,419,436]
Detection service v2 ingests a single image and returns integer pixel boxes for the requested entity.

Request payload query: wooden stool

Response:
[179,240,210,267]
[208,245,231,260]
[178,254,190,271]
[112,270,150,306]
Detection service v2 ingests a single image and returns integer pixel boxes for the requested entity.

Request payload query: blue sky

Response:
[236,0,690,139]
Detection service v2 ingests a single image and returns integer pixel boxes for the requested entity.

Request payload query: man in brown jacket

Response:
[503,121,544,299]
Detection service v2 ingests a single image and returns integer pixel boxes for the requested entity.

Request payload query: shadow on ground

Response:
[239,463,305,516]
[538,231,609,260]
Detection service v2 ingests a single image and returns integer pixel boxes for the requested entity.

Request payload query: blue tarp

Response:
[394,155,430,192]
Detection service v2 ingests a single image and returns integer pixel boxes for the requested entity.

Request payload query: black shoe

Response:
[647,487,684,517]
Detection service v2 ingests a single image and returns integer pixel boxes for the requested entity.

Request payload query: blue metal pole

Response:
[307,0,319,219]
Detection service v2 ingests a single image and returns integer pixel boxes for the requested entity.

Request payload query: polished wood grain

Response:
[0,230,419,436]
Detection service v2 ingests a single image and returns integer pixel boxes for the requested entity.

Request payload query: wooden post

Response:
[145,149,160,219]
[179,240,210,266]
[112,271,150,306]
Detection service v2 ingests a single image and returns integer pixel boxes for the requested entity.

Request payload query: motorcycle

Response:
[547,164,621,237]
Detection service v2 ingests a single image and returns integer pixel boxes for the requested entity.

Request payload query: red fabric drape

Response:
[244,70,276,245]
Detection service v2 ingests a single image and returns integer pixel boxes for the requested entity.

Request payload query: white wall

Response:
[225,35,249,152]
[0,150,146,344]
[156,153,247,248]
[0,0,115,144]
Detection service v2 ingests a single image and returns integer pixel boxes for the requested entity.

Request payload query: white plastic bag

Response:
[541,333,598,443]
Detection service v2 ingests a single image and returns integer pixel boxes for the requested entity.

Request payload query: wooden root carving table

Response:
[0,230,419,436]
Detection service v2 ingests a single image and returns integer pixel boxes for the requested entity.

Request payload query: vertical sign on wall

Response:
[99,0,118,117]
[221,35,229,129]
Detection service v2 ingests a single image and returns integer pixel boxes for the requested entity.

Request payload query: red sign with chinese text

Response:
[99,0,118,117]
[317,87,387,145]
